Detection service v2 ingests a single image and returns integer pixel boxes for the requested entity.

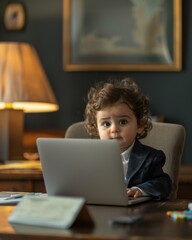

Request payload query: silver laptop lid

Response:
[37,138,129,206]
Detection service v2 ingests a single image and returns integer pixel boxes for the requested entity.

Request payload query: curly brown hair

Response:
[85,78,152,139]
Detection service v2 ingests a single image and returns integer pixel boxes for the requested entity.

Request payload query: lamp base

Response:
[0,109,24,162]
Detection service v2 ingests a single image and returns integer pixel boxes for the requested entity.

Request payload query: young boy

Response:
[85,78,172,200]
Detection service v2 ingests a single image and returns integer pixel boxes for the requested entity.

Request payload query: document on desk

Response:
[8,195,94,229]
[0,192,46,205]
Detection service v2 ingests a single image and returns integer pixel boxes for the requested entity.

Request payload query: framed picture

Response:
[63,0,182,72]
[4,2,26,31]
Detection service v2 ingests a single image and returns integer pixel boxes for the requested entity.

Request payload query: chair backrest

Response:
[65,121,90,139]
[65,121,186,199]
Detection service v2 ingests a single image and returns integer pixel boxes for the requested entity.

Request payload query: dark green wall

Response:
[0,0,191,164]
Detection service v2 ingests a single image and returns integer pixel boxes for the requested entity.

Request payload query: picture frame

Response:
[63,0,182,72]
[3,2,26,31]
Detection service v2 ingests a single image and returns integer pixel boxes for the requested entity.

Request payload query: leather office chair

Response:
[65,121,186,199]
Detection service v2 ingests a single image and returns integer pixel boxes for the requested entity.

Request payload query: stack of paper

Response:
[8,195,93,229]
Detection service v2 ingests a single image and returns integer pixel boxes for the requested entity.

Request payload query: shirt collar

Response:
[121,141,135,162]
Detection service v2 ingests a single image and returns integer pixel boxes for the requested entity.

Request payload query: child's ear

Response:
[137,126,144,134]
[137,119,145,134]
[95,125,100,137]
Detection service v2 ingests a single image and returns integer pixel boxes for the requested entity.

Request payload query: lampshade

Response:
[0,42,59,112]
[0,42,59,161]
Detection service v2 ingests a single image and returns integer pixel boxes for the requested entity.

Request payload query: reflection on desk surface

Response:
[0,199,191,239]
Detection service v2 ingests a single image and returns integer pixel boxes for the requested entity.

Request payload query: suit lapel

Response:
[125,139,148,185]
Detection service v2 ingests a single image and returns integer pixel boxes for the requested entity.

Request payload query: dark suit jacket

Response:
[125,139,172,200]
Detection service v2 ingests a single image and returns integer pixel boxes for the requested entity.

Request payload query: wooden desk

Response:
[0,161,45,193]
[0,199,191,239]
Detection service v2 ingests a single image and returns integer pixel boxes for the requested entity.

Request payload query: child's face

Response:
[96,102,144,152]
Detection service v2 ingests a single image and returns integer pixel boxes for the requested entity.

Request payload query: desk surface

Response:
[0,199,191,240]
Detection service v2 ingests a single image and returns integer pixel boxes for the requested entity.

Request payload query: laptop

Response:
[37,138,151,206]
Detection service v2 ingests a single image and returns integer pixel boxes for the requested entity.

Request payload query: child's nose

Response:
[111,123,119,133]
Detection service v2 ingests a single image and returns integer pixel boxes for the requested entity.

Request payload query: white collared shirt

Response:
[121,141,135,179]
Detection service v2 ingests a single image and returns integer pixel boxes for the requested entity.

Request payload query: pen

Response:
[5,193,35,200]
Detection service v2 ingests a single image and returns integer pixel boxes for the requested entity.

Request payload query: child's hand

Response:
[127,187,143,198]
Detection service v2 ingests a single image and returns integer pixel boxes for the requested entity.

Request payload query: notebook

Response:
[37,138,151,206]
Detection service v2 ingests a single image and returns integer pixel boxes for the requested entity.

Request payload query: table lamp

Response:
[0,42,59,162]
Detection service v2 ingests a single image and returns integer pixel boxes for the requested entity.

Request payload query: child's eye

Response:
[119,119,128,125]
[102,121,111,128]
